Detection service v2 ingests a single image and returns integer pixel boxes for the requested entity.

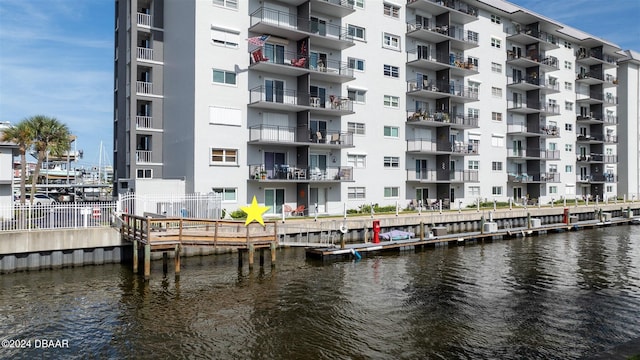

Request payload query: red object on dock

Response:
[373,220,381,243]
[563,207,570,224]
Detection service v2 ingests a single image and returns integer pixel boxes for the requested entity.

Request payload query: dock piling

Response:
[132,240,138,273]
[175,244,181,279]
[162,252,168,274]
[144,244,150,281]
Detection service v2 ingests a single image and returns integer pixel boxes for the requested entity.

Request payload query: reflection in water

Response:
[0,227,639,359]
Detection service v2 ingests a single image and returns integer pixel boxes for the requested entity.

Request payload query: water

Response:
[1,226,639,359]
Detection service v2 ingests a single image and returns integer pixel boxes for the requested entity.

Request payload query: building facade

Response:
[113,0,633,215]
[617,50,640,200]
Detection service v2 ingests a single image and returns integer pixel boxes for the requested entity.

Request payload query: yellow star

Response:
[240,196,270,226]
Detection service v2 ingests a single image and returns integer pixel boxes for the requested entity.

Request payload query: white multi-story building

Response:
[114,0,633,215]
[617,50,640,200]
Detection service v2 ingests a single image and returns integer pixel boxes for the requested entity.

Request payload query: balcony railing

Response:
[136,150,152,163]
[137,47,154,61]
[135,116,153,129]
[506,51,559,70]
[407,139,478,154]
[136,81,154,95]
[249,164,353,181]
[407,81,479,100]
[249,86,353,111]
[248,125,354,146]
[605,115,618,124]
[505,26,558,46]
[576,71,604,81]
[507,124,559,136]
[508,172,559,183]
[406,48,479,72]
[577,174,617,183]
[250,7,353,43]
[406,0,479,17]
[605,135,618,143]
[407,110,479,127]
[406,20,479,46]
[577,134,604,142]
[407,169,479,182]
[137,13,151,27]
[508,148,560,159]
[576,48,617,65]
[507,101,560,115]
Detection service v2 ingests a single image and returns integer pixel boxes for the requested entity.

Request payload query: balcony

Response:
[603,74,618,88]
[507,148,560,160]
[135,150,152,164]
[407,169,479,183]
[505,26,559,51]
[248,86,354,115]
[250,49,355,83]
[135,116,156,130]
[577,134,604,143]
[575,48,618,68]
[406,0,479,24]
[248,124,354,147]
[507,124,559,137]
[577,174,616,183]
[507,101,560,116]
[508,172,560,183]
[576,71,604,85]
[506,51,559,72]
[249,7,354,50]
[310,0,356,17]
[577,154,604,163]
[406,48,479,75]
[136,12,151,28]
[604,135,618,143]
[406,21,479,50]
[407,110,478,129]
[249,164,353,182]
[407,139,479,155]
[507,77,560,94]
[407,81,478,103]
[135,81,162,97]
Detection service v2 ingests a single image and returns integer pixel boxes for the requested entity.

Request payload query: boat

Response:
[379,229,415,241]
[631,217,640,225]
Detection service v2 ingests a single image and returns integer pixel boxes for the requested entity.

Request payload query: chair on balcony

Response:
[283,204,294,217]
[252,49,268,63]
[316,132,323,143]
[292,205,306,216]
[291,57,306,67]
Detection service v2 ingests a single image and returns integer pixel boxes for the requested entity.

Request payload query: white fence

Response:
[0,202,117,232]
[117,192,222,219]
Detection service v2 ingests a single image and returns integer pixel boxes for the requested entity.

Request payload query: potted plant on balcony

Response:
[260,170,267,180]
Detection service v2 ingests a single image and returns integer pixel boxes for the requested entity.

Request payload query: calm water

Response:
[1,226,639,359]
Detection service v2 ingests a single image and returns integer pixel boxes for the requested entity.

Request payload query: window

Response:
[136,168,152,178]
[549,164,557,173]
[468,160,479,170]
[564,81,572,91]
[383,3,400,18]
[491,112,502,121]
[212,0,238,9]
[565,144,573,152]
[383,64,399,78]
[565,165,573,173]
[384,126,399,137]
[491,135,504,147]
[211,27,239,48]
[491,162,503,171]
[548,142,557,151]
[384,187,399,198]
[606,185,613,193]
[384,156,400,168]
[347,154,366,168]
[469,186,480,197]
[563,41,572,49]
[348,57,365,71]
[348,25,366,41]
[383,33,400,50]
[468,108,479,119]
[210,148,238,165]
[491,14,501,24]
[491,87,502,97]
[565,101,573,111]
[348,186,366,199]
[565,123,573,131]
[492,186,503,195]
[383,95,399,108]
[564,60,572,70]
[549,186,558,194]
[348,122,365,135]
[212,188,237,202]
[491,62,502,73]
[348,89,366,103]
[491,37,501,48]
[213,69,236,85]
[349,0,364,9]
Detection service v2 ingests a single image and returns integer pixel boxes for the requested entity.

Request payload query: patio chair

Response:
[283,204,293,216]
[293,205,305,216]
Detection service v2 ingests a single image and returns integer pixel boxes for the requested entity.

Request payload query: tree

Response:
[0,120,34,204]
[27,115,71,203]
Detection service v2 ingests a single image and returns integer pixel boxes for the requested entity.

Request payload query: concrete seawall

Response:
[1,203,638,273]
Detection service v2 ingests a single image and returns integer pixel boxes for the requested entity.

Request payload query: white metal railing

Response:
[0,202,116,232]
[137,13,151,27]
[137,47,154,61]
[117,192,222,219]
[136,116,153,129]
[136,150,152,163]
[136,81,153,95]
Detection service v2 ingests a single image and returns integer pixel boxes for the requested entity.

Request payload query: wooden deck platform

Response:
[306,217,634,260]
[120,214,278,279]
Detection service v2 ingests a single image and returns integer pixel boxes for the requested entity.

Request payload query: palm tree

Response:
[27,115,71,202]
[0,120,34,204]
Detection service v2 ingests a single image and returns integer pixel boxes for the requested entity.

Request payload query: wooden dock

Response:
[306,217,634,261]
[120,214,278,279]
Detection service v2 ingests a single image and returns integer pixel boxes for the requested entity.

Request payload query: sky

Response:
[0,0,638,168]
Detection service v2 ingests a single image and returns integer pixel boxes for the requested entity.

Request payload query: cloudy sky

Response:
[0,0,638,166]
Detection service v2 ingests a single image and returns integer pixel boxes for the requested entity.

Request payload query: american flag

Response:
[247,35,270,47]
